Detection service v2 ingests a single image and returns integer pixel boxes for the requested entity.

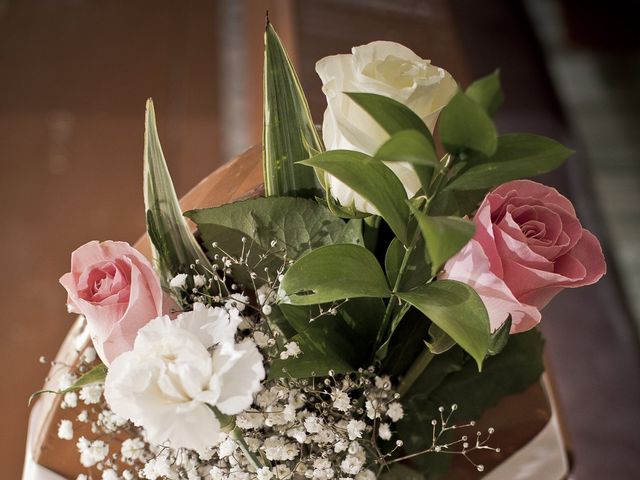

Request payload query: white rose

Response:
[104,303,265,453]
[316,40,457,214]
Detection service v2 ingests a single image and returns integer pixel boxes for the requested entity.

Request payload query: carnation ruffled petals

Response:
[104,304,264,453]
[443,180,605,333]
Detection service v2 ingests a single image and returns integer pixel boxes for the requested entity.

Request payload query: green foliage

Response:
[397,329,545,476]
[29,363,108,406]
[345,92,434,140]
[268,313,357,380]
[301,151,410,244]
[488,316,512,356]
[144,99,213,287]
[444,133,573,191]
[396,280,491,369]
[263,22,323,197]
[465,70,504,115]
[186,197,362,262]
[439,91,498,157]
[278,244,390,305]
[410,205,475,276]
[375,130,439,191]
[425,323,456,355]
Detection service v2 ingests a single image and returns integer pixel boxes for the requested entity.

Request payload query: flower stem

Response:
[229,426,263,470]
[397,348,435,397]
[374,154,455,354]
[209,405,264,470]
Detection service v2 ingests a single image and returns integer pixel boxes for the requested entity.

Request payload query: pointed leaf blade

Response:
[465,70,504,116]
[439,91,498,157]
[144,99,212,287]
[397,280,491,369]
[263,22,323,197]
[278,244,390,305]
[410,204,475,276]
[301,150,410,244]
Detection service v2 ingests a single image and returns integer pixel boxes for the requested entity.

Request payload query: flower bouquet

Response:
[26,22,605,480]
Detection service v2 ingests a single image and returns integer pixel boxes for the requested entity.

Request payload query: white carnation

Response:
[104,304,265,453]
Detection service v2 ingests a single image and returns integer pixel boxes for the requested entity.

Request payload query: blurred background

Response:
[1,0,639,478]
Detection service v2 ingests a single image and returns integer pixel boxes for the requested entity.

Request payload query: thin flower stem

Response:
[229,426,264,470]
[208,405,264,470]
[397,348,435,396]
[374,154,455,354]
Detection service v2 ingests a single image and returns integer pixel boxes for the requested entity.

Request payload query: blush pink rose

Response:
[60,240,165,364]
[441,180,606,333]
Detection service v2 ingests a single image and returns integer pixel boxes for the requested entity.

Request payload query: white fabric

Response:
[22,401,66,480]
[22,377,568,479]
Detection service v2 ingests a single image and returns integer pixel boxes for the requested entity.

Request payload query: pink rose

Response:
[441,180,606,333]
[60,241,165,364]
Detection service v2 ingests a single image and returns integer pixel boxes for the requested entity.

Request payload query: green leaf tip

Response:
[144,99,213,289]
[263,22,323,198]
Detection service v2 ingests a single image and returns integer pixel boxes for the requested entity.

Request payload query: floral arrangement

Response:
[34,22,606,480]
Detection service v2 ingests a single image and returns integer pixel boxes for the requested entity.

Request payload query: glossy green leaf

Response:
[301,151,410,244]
[375,129,438,190]
[439,91,498,157]
[396,280,491,369]
[384,237,431,290]
[410,205,475,276]
[263,22,322,197]
[278,244,390,305]
[144,99,213,288]
[345,92,433,139]
[465,70,503,115]
[444,133,573,191]
[268,317,356,379]
[374,130,437,165]
[488,315,512,356]
[425,323,456,354]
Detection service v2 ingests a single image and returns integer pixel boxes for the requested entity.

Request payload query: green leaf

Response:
[397,329,544,475]
[268,309,365,379]
[410,205,475,276]
[396,280,491,369]
[345,92,433,140]
[384,237,431,290]
[278,244,390,305]
[144,99,213,288]
[444,133,573,191]
[488,315,512,356]
[263,22,323,197]
[186,197,362,262]
[426,323,456,354]
[439,91,498,157]
[465,70,504,115]
[375,130,439,190]
[374,130,438,165]
[29,363,108,406]
[301,151,410,244]
[428,189,486,217]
